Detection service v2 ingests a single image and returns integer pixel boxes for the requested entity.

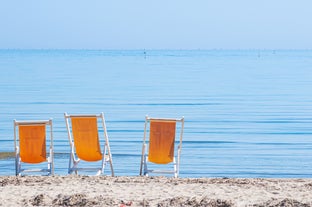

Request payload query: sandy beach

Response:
[0,176,311,207]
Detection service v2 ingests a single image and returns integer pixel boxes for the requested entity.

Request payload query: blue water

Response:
[0,49,312,177]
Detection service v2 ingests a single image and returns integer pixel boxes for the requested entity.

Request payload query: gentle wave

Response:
[0,50,312,177]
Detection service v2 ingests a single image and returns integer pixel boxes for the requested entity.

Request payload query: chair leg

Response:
[15,156,18,176]
[143,155,148,176]
[18,159,22,176]
[47,158,51,175]
[73,160,79,175]
[100,162,105,176]
[17,158,22,176]
[101,156,111,176]
[16,160,21,176]
[173,157,177,178]
[68,153,73,174]
[48,156,54,176]
[49,148,54,175]
[96,170,102,176]
[139,154,144,176]
[15,148,20,176]
[69,158,79,175]
[109,157,114,176]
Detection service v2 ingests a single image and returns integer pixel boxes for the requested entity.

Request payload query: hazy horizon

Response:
[1,0,311,50]
[1,48,311,51]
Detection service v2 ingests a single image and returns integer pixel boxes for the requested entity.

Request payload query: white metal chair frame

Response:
[140,116,184,178]
[14,119,54,176]
[64,113,114,176]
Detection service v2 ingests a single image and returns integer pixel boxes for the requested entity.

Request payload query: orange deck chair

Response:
[14,119,54,176]
[140,116,184,178]
[64,113,114,176]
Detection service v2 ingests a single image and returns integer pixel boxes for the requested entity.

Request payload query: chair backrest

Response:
[148,120,176,164]
[70,116,102,162]
[19,124,46,163]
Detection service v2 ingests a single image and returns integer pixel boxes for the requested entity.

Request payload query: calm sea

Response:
[0,49,312,178]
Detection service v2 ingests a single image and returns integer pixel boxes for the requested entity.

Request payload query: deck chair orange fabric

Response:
[71,117,102,162]
[65,113,114,176]
[140,116,184,178]
[148,120,176,164]
[14,119,54,176]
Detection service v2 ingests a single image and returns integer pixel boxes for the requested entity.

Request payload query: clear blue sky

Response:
[1,0,311,49]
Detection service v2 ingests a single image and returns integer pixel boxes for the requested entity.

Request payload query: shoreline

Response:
[0,176,311,206]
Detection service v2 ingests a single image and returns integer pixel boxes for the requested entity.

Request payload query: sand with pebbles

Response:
[0,176,312,206]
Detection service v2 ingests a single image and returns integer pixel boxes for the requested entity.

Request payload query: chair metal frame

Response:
[14,119,54,176]
[64,112,114,176]
[140,116,184,178]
